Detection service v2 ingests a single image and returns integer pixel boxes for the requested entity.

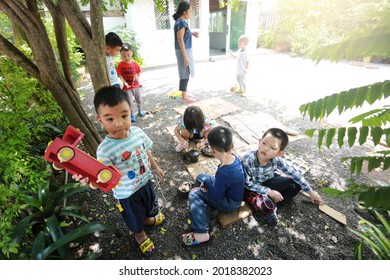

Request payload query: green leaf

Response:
[337,127,346,147]
[326,128,336,148]
[304,128,315,138]
[347,127,358,147]
[371,127,383,146]
[318,129,326,149]
[368,82,383,105]
[353,242,363,260]
[355,158,363,175]
[358,127,369,145]
[314,99,323,120]
[30,232,47,260]
[325,94,338,117]
[20,195,42,210]
[359,188,390,211]
[367,157,381,172]
[37,223,122,260]
[45,215,73,259]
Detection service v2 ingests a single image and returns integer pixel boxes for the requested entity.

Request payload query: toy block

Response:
[44,125,123,192]
[217,201,253,229]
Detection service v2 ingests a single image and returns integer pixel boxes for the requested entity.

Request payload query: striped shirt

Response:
[242,150,311,195]
[97,126,153,199]
[106,55,120,86]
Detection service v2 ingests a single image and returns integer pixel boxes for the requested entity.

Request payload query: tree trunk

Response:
[0,0,101,156]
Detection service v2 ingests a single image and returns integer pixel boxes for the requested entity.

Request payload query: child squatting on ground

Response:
[242,128,324,227]
[228,34,250,96]
[105,32,123,88]
[73,86,165,256]
[117,43,145,123]
[174,105,214,152]
[182,126,245,247]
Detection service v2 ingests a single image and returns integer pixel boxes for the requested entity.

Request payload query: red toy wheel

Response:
[58,147,75,162]
[97,169,112,183]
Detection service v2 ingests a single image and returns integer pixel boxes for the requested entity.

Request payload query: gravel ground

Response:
[71,52,386,260]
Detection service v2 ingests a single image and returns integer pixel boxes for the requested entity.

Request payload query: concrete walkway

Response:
[141,49,390,127]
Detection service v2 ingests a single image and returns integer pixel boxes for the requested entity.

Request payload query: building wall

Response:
[81,0,261,68]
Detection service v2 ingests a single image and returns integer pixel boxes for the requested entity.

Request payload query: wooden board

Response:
[221,110,306,145]
[217,201,253,229]
[300,191,347,225]
[319,204,347,225]
[173,97,241,119]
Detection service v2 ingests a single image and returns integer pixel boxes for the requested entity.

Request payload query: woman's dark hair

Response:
[94,86,131,114]
[261,128,289,151]
[183,106,204,133]
[208,126,233,153]
[172,1,191,21]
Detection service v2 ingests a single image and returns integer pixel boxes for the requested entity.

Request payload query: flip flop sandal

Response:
[180,232,212,248]
[145,211,165,226]
[138,237,155,256]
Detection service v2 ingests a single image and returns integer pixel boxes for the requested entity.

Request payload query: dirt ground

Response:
[72,52,388,260]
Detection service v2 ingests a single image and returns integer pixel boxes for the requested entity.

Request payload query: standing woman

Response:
[173,1,199,103]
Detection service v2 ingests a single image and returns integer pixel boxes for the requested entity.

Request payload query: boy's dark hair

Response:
[208,126,233,153]
[105,32,123,48]
[183,106,204,133]
[261,128,289,151]
[172,1,191,21]
[94,86,131,114]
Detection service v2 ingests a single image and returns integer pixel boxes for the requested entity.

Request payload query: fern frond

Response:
[299,81,390,120]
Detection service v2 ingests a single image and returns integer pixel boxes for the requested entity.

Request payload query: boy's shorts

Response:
[118,180,159,233]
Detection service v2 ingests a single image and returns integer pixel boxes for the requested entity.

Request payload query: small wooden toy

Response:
[44,125,122,192]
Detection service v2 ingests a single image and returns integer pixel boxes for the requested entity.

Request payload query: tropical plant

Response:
[299,8,390,211]
[349,210,390,260]
[5,180,121,260]
[299,8,389,259]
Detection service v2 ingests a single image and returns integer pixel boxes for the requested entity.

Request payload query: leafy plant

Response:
[299,8,390,259]
[300,8,390,211]
[109,26,143,66]
[349,211,390,260]
[6,181,121,260]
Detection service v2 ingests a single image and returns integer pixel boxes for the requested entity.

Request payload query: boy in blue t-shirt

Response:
[181,126,245,247]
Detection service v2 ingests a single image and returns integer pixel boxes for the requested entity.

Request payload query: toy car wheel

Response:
[58,147,75,162]
[52,162,64,171]
[97,169,112,183]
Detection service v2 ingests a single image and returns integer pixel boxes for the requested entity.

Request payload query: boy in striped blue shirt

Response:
[78,86,165,256]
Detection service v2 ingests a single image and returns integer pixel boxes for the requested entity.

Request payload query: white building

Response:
[80,0,263,68]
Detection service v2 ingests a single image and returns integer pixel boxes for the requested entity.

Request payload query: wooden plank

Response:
[319,204,347,225]
[299,191,347,225]
[217,201,253,229]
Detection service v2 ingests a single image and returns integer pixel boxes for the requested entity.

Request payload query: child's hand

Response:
[181,140,189,150]
[309,191,324,205]
[155,167,165,180]
[72,174,98,190]
[196,141,207,150]
[268,189,284,203]
[124,82,130,88]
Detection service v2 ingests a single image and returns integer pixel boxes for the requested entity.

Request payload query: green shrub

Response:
[0,56,67,257]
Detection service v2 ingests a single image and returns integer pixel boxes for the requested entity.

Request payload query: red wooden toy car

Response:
[44,125,122,192]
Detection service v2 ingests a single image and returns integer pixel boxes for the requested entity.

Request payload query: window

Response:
[153,0,200,30]
[209,11,224,32]
[153,0,171,30]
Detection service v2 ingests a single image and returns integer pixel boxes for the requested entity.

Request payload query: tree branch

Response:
[0,34,41,82]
